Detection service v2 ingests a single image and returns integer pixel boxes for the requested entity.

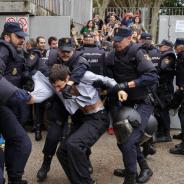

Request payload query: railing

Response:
[30,0,61,15]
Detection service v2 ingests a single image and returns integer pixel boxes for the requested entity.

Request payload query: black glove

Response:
[113,82,129,93]
[117,82,129,90]
[62,84,72,99]
[92,80,107,90]
[23,79,35,92]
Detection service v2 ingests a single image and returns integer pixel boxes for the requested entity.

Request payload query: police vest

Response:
[107,44,150,102]
[79,46,106,75]
[0,40,25,87]
[176,51,184,87]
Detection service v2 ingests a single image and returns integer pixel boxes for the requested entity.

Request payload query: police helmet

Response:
[113,106,141,128]
[145,115,158,135]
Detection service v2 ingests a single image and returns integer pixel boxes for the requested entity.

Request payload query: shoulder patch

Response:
[164,58,170,64]
[144,54,151,61]
[12,68,17,75]
[30,54,36,60]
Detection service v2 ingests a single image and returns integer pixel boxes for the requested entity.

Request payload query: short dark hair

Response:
[48,36,57,45]
[36,36,45,44]
[1,32,11,39]
[49,64,71,83]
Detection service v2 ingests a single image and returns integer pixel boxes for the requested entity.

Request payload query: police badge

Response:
[164,58,170,64]
[12,68,17,75]
[144,54,151,61]
[30,54,35,60]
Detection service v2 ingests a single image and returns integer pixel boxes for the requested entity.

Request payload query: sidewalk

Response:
[24,130,184,184]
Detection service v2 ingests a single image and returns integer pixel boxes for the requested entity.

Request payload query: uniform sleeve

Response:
[6,89,31,105]
[81,71,117,88]
[0,46,9,75]
[70,56,89,83]
[134,50,158,87]
[159,56,175,73]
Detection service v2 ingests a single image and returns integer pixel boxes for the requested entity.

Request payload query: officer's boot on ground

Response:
[169,142,184,155]
[8,178,28,184]
[137,160,153,183]
[123,171,136,184]
[154,130,172,143]
[35,124,42,141]
[173,132,182,140]
[37,155,52,181]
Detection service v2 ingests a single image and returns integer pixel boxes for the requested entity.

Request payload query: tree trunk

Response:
[150,0,163,42]
[94,0,110,19]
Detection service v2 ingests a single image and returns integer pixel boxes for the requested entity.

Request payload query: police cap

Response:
[140,32,152,40]
[174,38,184,47]
[113,27,132,42]
[158,39,173,47]
[3,22,28,38]
[58,38,75,52]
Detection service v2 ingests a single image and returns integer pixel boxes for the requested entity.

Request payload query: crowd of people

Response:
[0,10,184,184]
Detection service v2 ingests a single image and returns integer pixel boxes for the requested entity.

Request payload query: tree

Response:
[93,0,111,19]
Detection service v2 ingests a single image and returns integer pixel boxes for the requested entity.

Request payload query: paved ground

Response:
[23,130,184,184]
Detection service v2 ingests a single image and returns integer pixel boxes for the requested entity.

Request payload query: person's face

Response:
[175,45,184,53]
[83,37,95,45]
[37,38,46,51]
[110,15,116,22]
[135,16,140,23]
[50,40,58,49]
[59,50,74,62]
[53,78,69,92]
[9,33,25,48]
[88,21,93,28]
[159,45,172,52]
[114,37,131,52]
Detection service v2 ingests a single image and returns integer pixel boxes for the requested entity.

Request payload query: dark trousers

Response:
[155,107,171,133]
[117,103,154,174]
[57,110,109,184]
[43,96,69,156]
[0,106,32,179]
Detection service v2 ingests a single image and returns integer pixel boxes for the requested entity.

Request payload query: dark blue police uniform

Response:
[170,38,184,154]
[106,28,158,184]
[0,74,32,184]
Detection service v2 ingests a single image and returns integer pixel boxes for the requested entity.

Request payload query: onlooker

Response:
[36,36,47,58]
[48,36,58,49]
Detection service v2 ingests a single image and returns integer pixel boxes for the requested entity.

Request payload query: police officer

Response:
[139,32,161,68]
[37,38,89,181]
[0,22,30,126]
[106,27,158,184]
[154,39,176,142]
[0,75,33,184]
[77,33,106,75]
[138,32,160,156]
[169,38,184,154]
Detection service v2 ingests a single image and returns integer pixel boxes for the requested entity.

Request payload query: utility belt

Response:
[81,100,104,114]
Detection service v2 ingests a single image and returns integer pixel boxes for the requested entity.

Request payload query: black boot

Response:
[35,124,42,141]
[123,171,136,184]
[113,168,126,177]
[137,160,153,183]
[37,155,52,181]
[173,133,182,140]
[170,142,184,155]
